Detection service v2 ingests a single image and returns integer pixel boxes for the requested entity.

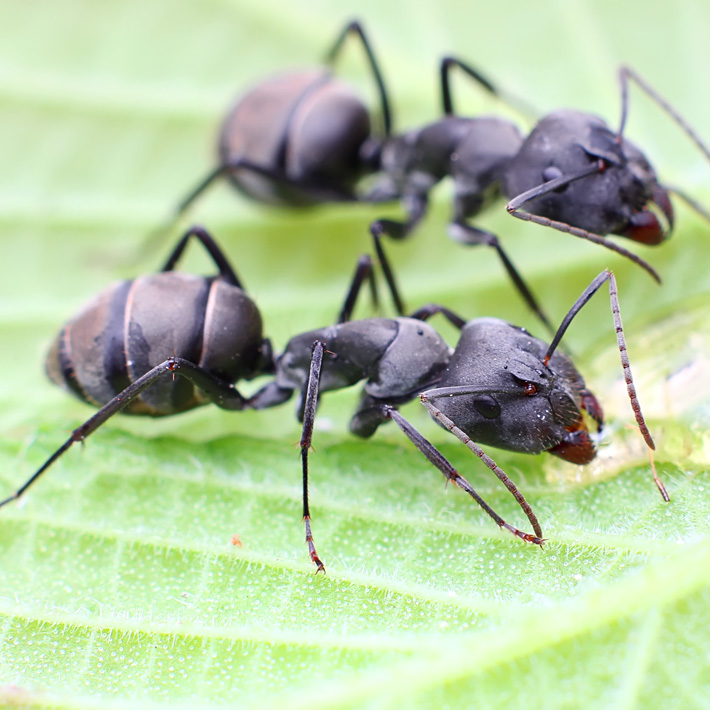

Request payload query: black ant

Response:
[160,22,709,335]
[1,227,661,572]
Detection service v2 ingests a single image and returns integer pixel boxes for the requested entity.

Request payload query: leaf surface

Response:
[0,0,709,708]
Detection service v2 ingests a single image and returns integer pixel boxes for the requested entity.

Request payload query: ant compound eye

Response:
[543,165,562,182]
[474,396,501,419]
[523,382,537,396]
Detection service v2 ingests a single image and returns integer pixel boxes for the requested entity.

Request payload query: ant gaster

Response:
[247,263,665,572]
[172,20,391,211]
[0,226,273,507]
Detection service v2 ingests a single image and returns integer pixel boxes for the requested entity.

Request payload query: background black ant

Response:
[158,20,709,337]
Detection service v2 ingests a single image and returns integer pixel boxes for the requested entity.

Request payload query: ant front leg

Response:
[382,405,544,544]
[0,358,249,510]
[369,192,429,316]
[415,393,544,540]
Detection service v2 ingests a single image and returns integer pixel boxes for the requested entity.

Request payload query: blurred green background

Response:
[0,0,709,708]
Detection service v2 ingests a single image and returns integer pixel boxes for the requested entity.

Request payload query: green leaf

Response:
[1,0,709,708]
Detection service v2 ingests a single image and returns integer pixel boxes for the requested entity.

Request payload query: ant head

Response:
[504,110,674,244]
[430,318,599,461]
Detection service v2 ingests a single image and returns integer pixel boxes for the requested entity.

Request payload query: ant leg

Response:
[297,340,328,572]
[382,404,543,544]
[0,358,249,510]
[247,383,294,411]
[416,394,544,540]
[349,394,392,438]
[544,270,668,501]
[325,21,392,136]
[166,357,251,411]
[160,225,243,288]
[144,160,288,252]
[371,191,429,241]
[369,192,430,316]
[408,304,466,330]
[337,254,379,324]
[439,56,538,119]
[174,159,336,218]
[449,219,553,334]
[505,166,662,283]
[149,159,359,251]
[440,56,498,115]
[370,231,404,315]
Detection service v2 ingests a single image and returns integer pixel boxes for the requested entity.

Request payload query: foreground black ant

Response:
[247,266,664,572]
[1,230,660,571]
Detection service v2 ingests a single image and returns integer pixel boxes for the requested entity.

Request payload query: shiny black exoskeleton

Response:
[249,268,663,572]
[0,226,273,507]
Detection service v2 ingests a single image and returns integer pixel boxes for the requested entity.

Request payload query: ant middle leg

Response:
[369,192,430,316]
